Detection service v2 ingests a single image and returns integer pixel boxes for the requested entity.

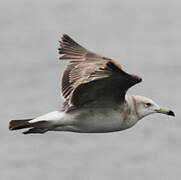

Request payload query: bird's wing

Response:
[58,34,142,111]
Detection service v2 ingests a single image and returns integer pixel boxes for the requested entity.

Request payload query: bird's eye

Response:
[145,103,151,107]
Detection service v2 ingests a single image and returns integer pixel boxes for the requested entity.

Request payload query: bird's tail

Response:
[9,111,65,134]
[9,119,48,134]
[9,119,32,130]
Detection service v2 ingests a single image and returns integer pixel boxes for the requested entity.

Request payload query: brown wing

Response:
[58,34,142,110]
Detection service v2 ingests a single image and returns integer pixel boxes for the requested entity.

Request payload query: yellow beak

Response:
[155,108,175,116]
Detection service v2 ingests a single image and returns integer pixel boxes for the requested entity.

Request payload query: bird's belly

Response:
[72,109,129,133]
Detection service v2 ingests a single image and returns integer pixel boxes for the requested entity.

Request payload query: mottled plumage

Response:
[59,34,142,111]
[9,34,175,134]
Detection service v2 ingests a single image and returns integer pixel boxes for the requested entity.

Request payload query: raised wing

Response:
[58,34,142,111]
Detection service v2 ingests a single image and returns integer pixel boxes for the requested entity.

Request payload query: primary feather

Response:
[58,34,142,111]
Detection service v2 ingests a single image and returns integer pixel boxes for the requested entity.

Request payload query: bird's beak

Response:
[155,108,175,116]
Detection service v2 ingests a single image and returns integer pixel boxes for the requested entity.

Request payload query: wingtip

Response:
[138,77,142,83]
[61,34,70,42]
[133,75,142,83]
[58,34,68,47]
[58,34,89,60]
[60,34,75,45]
[61,33,70,39]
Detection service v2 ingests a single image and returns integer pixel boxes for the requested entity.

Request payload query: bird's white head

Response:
[132,95,175,119]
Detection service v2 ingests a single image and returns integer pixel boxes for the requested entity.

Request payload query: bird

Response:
[9,34,175,134]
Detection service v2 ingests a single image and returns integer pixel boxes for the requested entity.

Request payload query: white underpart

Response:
[28,95,159,133]
[29,111,73,126]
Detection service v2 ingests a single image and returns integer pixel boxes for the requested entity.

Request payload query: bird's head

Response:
[133,96,175,119]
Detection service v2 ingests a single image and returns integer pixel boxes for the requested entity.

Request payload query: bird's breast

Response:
[71,107,135,133]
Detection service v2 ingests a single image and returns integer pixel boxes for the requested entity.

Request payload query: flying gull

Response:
[9,34,175,134]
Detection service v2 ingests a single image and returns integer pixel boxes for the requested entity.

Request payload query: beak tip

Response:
[167,110,175,116]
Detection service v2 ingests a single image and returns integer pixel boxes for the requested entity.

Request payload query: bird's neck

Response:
[125,95,141,120]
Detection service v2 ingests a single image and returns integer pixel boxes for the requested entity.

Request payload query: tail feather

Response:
[9,119,51,134]
[9,111,64,134]
[9,119,32,130]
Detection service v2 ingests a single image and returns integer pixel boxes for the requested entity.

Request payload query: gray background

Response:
[1,0,181,179]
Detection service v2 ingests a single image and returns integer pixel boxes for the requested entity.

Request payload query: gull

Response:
[9,34,175,134]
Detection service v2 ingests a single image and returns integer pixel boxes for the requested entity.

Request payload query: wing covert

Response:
[58,34,142,110]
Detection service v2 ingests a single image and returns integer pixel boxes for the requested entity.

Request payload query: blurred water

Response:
[1,0,181,179]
